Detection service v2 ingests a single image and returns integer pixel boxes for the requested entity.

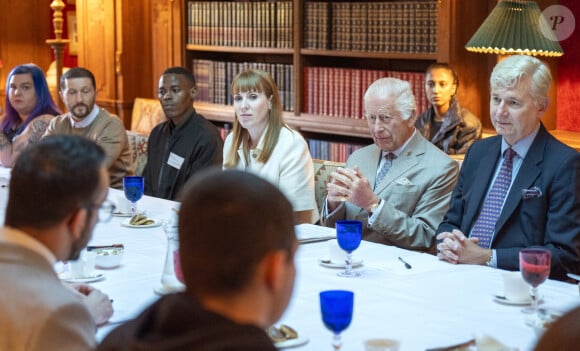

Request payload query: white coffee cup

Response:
[364,338,400,351]
[327,239,347,263]
[502,271,530,301]
[69,250,96,278]
[116,194,132,215]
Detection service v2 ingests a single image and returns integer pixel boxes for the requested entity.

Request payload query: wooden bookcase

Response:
[153,0,491,159]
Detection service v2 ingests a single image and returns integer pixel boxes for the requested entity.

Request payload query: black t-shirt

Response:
[98,293,277,351]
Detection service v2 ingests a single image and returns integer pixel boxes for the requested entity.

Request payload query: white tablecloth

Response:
[0,166,578,350]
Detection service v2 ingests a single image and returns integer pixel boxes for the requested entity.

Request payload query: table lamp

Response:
[465,0,563,57]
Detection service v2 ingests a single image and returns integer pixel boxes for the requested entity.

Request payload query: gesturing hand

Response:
[327,166,379,212]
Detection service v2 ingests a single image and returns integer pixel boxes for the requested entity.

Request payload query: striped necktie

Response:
[470,148,516,248]
[374,153,396,189]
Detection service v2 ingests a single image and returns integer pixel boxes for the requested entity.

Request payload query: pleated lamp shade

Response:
[465,0,564,57]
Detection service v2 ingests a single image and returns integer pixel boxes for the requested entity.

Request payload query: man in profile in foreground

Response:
[0,135,113,350]
[99,169,298,350]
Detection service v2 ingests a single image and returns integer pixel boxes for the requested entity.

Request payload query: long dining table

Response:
[0,169,578,350]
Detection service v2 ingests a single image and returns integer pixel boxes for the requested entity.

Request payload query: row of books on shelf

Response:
[305,1,438,53]
[192,59,295,112]
[304,67,428,119]
[308,139,363,163]
[187,1,293,48]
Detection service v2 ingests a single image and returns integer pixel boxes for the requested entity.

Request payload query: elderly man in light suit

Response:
[321,77,459,250]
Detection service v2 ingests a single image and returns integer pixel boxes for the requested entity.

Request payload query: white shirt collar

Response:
[501,124,540,159]
[0,226,57,265]
[69,105,100,128]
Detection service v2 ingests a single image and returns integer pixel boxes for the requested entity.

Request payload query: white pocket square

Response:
[395,177,413,186]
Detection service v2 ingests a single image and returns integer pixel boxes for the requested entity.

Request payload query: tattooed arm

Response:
[1,115,54,167]
[0,131,13,167]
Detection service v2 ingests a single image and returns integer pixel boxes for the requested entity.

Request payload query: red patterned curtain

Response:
[556,0,580,131]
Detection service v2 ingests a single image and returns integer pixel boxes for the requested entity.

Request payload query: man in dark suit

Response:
[436,55,580,281]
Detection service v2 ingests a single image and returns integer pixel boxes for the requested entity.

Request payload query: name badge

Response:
[167,152,184,170]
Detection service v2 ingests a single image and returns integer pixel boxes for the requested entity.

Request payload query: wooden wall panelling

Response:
[77,0,153,128]
[0,0,53,111]
[77,0,118,116]
[151,0,185,95]
[115,0,153,120]
[448,0,494,130]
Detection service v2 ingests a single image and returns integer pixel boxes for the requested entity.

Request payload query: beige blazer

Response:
[323,132,459,250]
[0,242,96,351]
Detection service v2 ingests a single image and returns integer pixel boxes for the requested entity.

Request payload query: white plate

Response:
[121,218,163,228]
[493,294,532,306]
[318,258,363,269]
[275,336,309,349]
[112,211,132,217]
[113,210,146,218]
[59,272,105,283]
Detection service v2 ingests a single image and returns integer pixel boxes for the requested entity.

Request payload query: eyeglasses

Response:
[85,200,116,223]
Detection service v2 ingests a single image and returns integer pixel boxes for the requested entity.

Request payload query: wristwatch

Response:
[368,199,381,215]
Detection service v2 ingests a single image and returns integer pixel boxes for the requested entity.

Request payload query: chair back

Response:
[312,159,346,212]
[127,131,148,176]
[131,98,165,135]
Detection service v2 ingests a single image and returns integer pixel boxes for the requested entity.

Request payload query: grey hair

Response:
[490,55,552,110]
[363,77,417,121]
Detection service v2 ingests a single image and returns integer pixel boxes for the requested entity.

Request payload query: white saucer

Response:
[493,294,532,306]
[59,272,105,283]
[318,258,363,269]
[153,284,186,296]
[121,218,163,228]
[275,336,309,349]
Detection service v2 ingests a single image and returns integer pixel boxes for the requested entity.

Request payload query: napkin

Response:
[475,334,515,351]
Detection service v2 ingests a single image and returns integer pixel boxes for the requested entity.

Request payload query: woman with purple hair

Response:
[0,63,60,167]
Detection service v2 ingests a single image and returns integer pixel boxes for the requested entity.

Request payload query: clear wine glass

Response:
[519,248,551,315]
[336,220,363,277]
[123,176,144,217]
[320,290,354,351]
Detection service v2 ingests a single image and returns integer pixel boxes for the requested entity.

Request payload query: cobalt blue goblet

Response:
[123,176,144,217]
[320,290,354,351]
[336,220,363,277]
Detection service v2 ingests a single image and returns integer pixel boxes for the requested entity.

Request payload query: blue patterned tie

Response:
[470,148,516,248]
[374,153,396,189]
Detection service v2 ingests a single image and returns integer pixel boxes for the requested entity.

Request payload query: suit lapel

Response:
[464,138,502,229]
[362,145,382,189]
[493,127,545,235]
[374,132,423,193]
